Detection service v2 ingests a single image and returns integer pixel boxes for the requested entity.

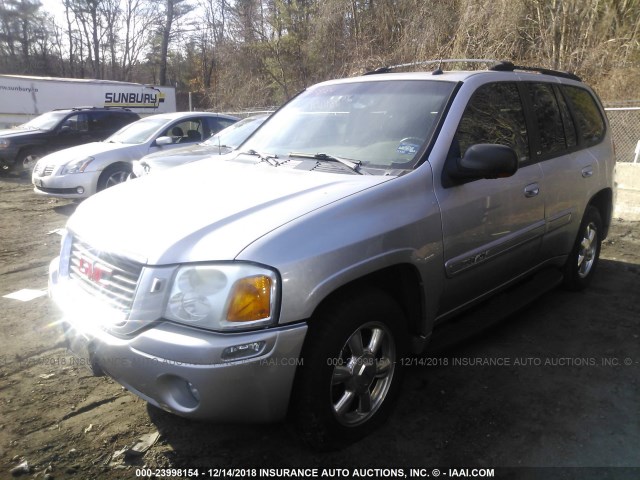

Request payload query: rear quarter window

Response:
[562,86,605,146]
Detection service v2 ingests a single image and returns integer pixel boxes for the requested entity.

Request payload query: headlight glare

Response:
[61,156,94,174]
[164,264,278,331]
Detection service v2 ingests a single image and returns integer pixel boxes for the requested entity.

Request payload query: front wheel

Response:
[16,148,42,174]
[291,289,407,450]
[563,205,603,291]
[97,163,132,191]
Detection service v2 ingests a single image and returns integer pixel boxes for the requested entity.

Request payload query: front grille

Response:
[69,237,143,315]
[34,164,55,176]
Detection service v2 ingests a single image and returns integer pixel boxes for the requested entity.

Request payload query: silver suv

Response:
[49,60,615,449]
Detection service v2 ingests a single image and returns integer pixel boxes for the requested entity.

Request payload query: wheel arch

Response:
[308,263,427,352]
[587,188,613,239]
[97,161,132,190]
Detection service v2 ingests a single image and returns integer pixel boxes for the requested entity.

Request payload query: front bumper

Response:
[32,168,99,198]
[49,257,308,422]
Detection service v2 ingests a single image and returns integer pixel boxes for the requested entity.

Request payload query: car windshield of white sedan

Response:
[105,117,169,144]
[240,80,455,172]
[20,111,67,131]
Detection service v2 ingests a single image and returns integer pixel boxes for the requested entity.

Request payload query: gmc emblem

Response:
[78,257,112,285]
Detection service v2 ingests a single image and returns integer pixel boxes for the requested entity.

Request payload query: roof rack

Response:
[364,59,582,82]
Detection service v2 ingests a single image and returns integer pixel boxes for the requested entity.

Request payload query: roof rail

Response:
[52,106,133,112]
[364,59,503,75]
[490,61,582,81]
[363,59,582,82]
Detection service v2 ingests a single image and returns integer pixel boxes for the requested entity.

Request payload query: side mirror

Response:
[155,136,173,146]
[59,125,73,134]
[448,144,518,180]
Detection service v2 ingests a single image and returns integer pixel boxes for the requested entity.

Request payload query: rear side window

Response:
[562,86,605,146]
[89,111,137,132]
[554,85,577,148]
[107,112,138,129]
[527,83,566,157]
[454,82,530,163]
[62,113,89,133]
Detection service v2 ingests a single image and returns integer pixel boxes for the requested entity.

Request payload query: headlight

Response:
[61,156,94,174]
[165,263,279,331]
[0,139,10,149]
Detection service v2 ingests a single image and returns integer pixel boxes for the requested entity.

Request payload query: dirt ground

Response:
[0,174,639,480]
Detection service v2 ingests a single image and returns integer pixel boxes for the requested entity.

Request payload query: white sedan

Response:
[32,111,238,199]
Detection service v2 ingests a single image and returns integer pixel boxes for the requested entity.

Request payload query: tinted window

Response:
[562,86,605,145]
[527,83,566,156]
[103,112,136,129]
[555,85,577,148]
[62,113,89,133]
[206,117,236,137]
[455,82,529,163]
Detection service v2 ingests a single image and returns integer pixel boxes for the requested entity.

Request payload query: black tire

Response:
[97,163,132,191]
[15,148,42,174]
[563,205,603,291]
[290,289,407,450]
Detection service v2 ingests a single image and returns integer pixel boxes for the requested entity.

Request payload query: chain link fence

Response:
[605,107,640,163]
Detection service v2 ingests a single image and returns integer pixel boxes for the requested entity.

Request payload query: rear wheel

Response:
[97,163,132,191]
[291,289,407,450]
[563,205,603,291]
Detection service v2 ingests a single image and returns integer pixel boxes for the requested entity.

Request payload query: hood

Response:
[143,143,225,160]
[39,141,133,165]
[0,127,44,139]
[67,159,392,265]
[142,144,228,170]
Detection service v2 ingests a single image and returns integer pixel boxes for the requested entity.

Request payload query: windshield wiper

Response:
[241,149,281,166]
[288,152,365,175]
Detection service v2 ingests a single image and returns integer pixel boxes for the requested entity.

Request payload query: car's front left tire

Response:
[97,163,132,191]
[290,289,407,450]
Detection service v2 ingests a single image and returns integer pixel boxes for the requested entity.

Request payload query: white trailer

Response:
[0,74,176,128]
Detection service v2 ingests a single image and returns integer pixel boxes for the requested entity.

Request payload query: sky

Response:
[38,0,68,26]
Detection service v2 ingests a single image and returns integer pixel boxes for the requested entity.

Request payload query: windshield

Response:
[105,117,168,144]
[203,115,268,149]
[241,79,455,172]
[21,111,68,131]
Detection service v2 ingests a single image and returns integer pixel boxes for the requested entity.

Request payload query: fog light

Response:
[76,187,84,194]
[221,341,266,361]
[187,381,200,402]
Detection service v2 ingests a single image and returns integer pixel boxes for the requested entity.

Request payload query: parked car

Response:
[131,114,268,177]
[49,61,614,449]
[0,107,139,174]
[32,112,238,198]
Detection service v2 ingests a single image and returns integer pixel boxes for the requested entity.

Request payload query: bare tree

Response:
[157,0,193,86]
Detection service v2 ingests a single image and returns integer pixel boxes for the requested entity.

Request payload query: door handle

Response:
[524,183,540,198]
[581,166,594,178]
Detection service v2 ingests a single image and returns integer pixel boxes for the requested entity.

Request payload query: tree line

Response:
[1,0,638,111]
